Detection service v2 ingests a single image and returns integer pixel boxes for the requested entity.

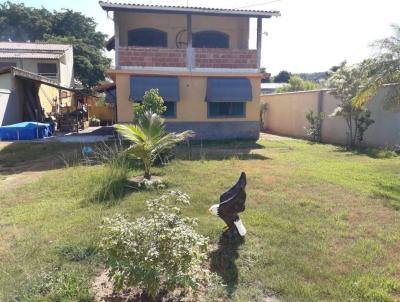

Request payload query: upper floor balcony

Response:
[100,2,280,73]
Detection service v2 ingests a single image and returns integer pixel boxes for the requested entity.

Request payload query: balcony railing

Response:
[118,46,258,70]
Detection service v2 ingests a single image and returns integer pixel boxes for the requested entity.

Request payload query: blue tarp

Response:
[0,122,54,141]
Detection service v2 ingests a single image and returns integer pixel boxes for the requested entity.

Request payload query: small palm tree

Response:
[115,112,194,179]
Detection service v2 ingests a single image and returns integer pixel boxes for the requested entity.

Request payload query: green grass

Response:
[0,138,399,301]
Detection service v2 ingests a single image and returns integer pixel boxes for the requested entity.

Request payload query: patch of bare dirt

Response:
[92,270,190,302]
[0,158,58,193]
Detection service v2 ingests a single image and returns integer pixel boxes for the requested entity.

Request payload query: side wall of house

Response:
[0,73,22,126]
[117,12,249,49]
[115,73,260,139]
[59,47,74,87]
[260,87,400,147]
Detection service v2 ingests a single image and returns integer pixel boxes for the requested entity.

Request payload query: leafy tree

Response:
[133,89,166,122]
[274,70,291,83]
[353,24,400,110]
[0,2,110,87]
[327,62,375,146]
[276,75,320,92]
[115,113,194,179]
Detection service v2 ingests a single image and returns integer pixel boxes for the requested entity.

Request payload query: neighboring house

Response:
[0,42,75,126]
[0,67,75,126]
[0,42,74,87]
[100,2,280,140]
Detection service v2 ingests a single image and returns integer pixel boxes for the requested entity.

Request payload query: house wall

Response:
[0,73,22,126]
[59,47,74,87]
[115,72,260,139]
[117,12,249,49]
[0,48,74,87]
[260,87,400,147]
[37,84,59,115]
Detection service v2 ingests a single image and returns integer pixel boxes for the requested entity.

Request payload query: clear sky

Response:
[7,0,400,74]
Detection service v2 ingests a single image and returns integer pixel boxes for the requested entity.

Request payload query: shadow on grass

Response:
[373,183,400,211]
[333,146,398,159]
[210,233,245,298]
[175,141,270,161]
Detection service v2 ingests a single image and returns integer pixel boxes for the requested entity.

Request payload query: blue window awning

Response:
[206,77,252,102]
[130,76,180,102]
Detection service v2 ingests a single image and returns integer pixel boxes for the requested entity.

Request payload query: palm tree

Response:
[115,112,194,179]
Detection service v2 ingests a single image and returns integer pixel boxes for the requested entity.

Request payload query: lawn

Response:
[0,137,399,302]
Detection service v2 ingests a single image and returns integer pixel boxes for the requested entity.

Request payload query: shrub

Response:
[305,110,325,142]
[276,75,320,92]
[101,191,214,299]
[133,88,166,122]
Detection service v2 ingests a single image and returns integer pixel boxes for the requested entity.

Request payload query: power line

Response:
[236,0,281,9]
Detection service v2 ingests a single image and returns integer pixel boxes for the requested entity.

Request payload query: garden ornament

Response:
[208,172,247,237]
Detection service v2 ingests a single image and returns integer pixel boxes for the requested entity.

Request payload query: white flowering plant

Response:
[100,191,214,299]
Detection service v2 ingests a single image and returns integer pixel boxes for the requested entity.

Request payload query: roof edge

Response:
[99,1,281,18]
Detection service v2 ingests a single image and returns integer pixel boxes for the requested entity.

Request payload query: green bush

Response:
[100,191,215,299]
[133,88,166,122]
[305,110,325,142]
[276,75,320,92]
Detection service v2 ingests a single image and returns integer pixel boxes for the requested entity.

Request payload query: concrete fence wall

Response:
[260,86,400,147]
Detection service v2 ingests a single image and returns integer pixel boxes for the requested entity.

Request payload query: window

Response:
[193,31,229,48]
[37,63,57,78]
[0,62,16,68]
[128,28,167,47]
[162,102,176,118]
[208,102,245,117]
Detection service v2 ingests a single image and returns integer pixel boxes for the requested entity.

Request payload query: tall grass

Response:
[67,142,134,204]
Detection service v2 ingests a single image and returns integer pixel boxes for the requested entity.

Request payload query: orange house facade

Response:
[100,2,280,140]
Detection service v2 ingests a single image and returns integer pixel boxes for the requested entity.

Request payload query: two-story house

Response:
[100,2,280,140]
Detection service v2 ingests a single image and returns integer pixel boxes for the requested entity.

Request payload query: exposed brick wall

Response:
[195,48,257,69]
[118,46,258,69]
[119,47,186,67]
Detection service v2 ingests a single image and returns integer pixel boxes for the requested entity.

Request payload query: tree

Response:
[0,2,110,87]
[353,24,400,110]
[133,89,166,122]
[274,70,291,83]
[115,113,194,179]
[276,75,320,92]
[327,62,374,147]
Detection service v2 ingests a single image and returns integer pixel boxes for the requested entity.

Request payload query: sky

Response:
[7,0,400,75]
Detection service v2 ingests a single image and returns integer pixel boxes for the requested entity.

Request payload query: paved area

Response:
[260,132,295,141]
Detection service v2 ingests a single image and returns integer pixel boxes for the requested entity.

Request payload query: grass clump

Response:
[16,268,94,302]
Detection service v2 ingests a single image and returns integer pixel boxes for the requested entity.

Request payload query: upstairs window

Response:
[0,62,16,68]
[193,31,229,48]
[37,63,57,78]
[128,28,168,47]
